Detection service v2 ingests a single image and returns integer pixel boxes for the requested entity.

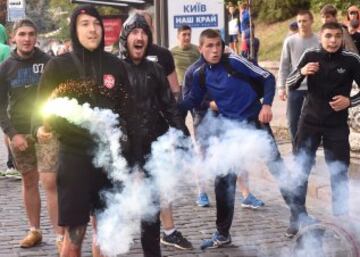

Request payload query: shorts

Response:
[57,148,112,227]
[35,135,60,173]
[229,34,238,43]
[8,134,37,173]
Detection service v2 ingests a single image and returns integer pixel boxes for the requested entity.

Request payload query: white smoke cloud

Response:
[44,97,360,256]
[43,97,280,255]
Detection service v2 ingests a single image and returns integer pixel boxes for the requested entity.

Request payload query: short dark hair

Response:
[199,29,221,46]
[320,4,337,17]
[177,24,191,34]
[289,21,298,32]
[297,10,314,20]
[13,18,37,34]
[320,22,343,33]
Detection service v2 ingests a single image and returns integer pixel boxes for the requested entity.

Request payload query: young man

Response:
[239,2,250,57]
[0,23,16,177]
[134,11,193,250]
[277,10,319,149]
[33,5,131,257]
[0,18,65,250]
[227,2,239,54]
[180,29,295,248]
[320,4,358,54]
[119,14,190,256]
[286,22,360,235]
[171,24,200,87]
[183,45,265,209]
[132,10,182,101]
[171,24,212,208]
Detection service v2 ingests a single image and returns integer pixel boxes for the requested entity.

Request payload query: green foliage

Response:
[225,0,311,23]
[257,13,323,61]
[47,0,122,40]
[257,0,311,23]
[26,0,56,32]
[310,0,360,13]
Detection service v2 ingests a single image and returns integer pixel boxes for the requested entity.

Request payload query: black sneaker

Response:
[201,231,232,250]
[285,222,299,238]
[285,214,318,239]
[160,230,193,250]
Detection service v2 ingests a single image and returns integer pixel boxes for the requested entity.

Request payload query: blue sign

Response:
[8,8,25,22]
[174,14,218,28]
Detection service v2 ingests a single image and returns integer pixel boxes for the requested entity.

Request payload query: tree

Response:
[45,0,125,39]
[26,0,56,32]
[311,0,360,13]
[0,0,6,25]
[257,0,311,23]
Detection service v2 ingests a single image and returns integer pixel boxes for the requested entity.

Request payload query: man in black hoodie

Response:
[286,22,360,236]
[33,5,130,257]
[0,18,63,249]
[119,14,189,257]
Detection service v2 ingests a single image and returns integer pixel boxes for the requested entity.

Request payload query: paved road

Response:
[1,98,359,256]
[0,138,339,257]
[0,168,336,257]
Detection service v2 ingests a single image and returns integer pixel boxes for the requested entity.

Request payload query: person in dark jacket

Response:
[183,51,265,209]
[134,10,193,251]
[285,22,360,236]
[32,5,130,257]
[119,14,189,257]
[179,29,298,249]
[0,18,63,249]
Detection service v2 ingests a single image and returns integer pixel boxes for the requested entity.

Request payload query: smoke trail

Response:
[43,97,145,255]
[43,98,305,256]
[145,128,195,206]
[145,112,276,205]
[43,97,129,181]
[96,175,158,256]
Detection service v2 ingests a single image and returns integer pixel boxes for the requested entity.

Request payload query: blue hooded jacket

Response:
[180,53,275,121]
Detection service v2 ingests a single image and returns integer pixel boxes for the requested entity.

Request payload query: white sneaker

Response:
[4,168,21,179]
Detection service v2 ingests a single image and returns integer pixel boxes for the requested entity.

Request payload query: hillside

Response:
[256,13,323,62]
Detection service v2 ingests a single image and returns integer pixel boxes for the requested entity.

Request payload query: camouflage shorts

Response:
[8,134,37,174]
[35,135,60,173]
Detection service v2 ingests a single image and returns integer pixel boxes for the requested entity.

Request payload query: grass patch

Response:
[256,13,323,62]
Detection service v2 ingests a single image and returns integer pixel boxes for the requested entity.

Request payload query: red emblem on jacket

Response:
[103,74,115,89]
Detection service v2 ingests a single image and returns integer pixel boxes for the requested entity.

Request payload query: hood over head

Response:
[119,13,153,57]
[70,5,105,54]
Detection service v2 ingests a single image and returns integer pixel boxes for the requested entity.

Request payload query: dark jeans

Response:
[141,211,161,257]
[215,173,237,237]
[293,122,350,217]
[286,90,307,149]
[6,141,14,169]
[215,121,296,236]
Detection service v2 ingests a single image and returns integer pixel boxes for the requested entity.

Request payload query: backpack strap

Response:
[198,63,207,89]
[222,55,264,99]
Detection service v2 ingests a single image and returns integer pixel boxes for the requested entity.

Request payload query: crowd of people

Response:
[0,2,360,257]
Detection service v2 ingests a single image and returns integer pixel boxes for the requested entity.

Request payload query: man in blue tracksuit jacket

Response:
[179,29,297,249]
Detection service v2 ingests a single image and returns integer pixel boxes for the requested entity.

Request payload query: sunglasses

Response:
[349,11,358,15]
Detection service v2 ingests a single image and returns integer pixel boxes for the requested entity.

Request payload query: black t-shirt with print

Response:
[146,44,175,76]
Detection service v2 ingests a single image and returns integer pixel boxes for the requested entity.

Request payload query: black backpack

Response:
[198,54,266,100]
